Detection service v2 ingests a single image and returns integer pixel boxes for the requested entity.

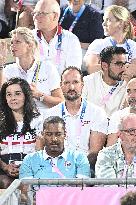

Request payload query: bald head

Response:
[121,113,136,130]
[36,0,60,17]
[126,78,136,111]
[34,0,61,31]
[119,113,136,154]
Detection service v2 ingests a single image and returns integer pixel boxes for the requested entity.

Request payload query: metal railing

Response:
[1,178,136,205]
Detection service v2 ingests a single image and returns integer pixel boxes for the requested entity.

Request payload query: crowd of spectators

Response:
[0,0,136,204]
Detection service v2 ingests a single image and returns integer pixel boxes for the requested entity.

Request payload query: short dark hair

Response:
[43,116,65,131]
[120,191,136,205]
[61,66,83,82]
[100,46,127,65]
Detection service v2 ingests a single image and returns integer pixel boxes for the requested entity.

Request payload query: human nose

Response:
[69,83,75,90]
[129,91,136,98]
[51,134,58,142]
[10,94,17,100]
[102,20,106,27]
[10,41,16,48]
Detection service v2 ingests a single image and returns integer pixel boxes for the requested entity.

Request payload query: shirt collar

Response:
[62,99,84,117]
[16,58,38,73]
[42,147,68,161]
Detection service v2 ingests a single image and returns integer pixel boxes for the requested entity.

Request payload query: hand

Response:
[10,0,20,12]
[30,82,40,99]
[6,163,19,177]
[23,5,35,12]
[0,40,8,66]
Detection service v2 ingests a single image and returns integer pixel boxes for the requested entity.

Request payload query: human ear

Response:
[101,62,109,71]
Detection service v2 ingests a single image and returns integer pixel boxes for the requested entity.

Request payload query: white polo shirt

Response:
[45,99,108,154]
[108,107,131,134]
[33,28,82,75]
[82,71,127,117]
[85,36,136,62]
[3,60,61,111]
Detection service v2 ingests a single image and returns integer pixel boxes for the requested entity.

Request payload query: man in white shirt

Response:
[32,0,82,75]
[107,77,136,146]
[45,66,108,171]
[82,46,132,117]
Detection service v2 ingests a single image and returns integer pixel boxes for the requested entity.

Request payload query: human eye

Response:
[15,91,22,96]
[64,81,70,85]
[56,132,63,137]
[126,89,130,94]
[44,132,52,137]
[6,92,11,97]
[129,129,136,135]
[73,80,79,84]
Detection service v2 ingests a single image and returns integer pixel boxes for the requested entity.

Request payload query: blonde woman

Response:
[84,5,136,80]
[0,27,64,111]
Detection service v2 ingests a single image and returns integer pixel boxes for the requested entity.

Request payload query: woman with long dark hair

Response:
[0,77,43,188]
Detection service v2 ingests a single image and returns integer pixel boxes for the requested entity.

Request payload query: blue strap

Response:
[110,38,132,62]
[62,100,87,122]
[109,81,123,95]
[59,6,70,26]
[59,5,86,32]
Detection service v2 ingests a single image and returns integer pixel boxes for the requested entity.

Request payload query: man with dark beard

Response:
[107,78,136,146]
[82,46,133,117]
[44,66,108,171]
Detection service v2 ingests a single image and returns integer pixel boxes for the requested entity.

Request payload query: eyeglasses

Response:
[31,11,54,17]
[121,128,136,136]
[111,61,128,68]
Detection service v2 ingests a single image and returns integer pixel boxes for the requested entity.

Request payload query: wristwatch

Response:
[39,94,44,102]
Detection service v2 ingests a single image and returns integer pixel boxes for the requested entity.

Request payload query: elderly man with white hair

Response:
[33,0,82,75]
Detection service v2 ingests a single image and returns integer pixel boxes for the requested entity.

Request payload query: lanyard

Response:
[59,5,85,32]
[61,100,87,149]
[31,61,41,83]
[37,26,63,66]
[59,6,70,25]
[56,25,63,66]
[50,158,65,178]
[121,157,136,178]
[110,38,132,62]
[100,81,123,105]
[8,134,24,154]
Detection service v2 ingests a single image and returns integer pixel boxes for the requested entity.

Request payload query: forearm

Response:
[87,152,98,172]
[41,94,64,108]
[0,67,5,88]
[0,159,8,173]
[87,64,101,74]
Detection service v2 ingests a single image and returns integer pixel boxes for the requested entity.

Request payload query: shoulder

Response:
[97,141,121,160]
[127,39,136,46]
[87,37,111,54]
[67,149,89,161]
[44,102,64,119]
[23,150,42,161]
[62,29,80,41]
[83,71,101,83]
[5,62,18,70]
[86,4,102,16]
